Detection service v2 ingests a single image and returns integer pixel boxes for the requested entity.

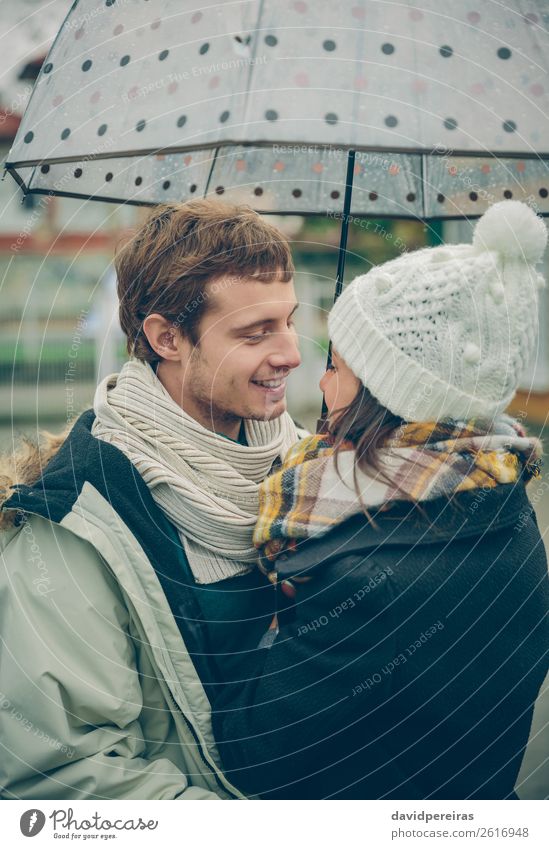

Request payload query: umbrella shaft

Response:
[318,150,356,430]
[334,149,356,302]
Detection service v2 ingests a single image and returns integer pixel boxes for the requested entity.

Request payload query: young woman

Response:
[212,201,549,800]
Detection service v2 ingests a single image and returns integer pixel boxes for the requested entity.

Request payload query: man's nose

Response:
[269,328,301,370]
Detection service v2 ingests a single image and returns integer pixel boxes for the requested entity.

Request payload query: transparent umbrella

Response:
[5,0,549,218]
[5,0,549,401]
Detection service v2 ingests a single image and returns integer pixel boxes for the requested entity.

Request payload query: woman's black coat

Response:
[212,483,549,799]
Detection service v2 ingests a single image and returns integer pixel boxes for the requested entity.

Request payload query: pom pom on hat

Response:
[375,273,393,294]
[473,200,547,264]
[463,342,481,365]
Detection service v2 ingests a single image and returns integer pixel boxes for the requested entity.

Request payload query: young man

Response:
[0,199,302,800]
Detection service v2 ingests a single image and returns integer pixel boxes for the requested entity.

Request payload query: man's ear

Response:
[143,313,186,362]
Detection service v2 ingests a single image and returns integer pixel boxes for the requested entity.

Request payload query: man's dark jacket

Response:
[213,484,549,799]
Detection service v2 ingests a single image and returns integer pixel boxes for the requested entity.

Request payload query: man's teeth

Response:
[254,378,285,388]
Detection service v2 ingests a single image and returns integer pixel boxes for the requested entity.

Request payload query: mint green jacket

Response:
[0,414,244,800]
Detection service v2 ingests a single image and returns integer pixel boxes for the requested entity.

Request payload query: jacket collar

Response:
[4,409,151,524]
[275,482,532,578]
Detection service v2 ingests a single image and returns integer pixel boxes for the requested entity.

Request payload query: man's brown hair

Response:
[116,198,295,363]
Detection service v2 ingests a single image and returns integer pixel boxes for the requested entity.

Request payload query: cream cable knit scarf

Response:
[92,359,299,584]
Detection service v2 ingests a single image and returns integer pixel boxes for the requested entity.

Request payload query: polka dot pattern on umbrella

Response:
[6,0,548,217]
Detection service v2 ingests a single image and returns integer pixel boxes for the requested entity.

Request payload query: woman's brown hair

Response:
[328,385,462,524]
[328,383,407,505]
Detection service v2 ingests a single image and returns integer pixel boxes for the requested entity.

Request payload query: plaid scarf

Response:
[254,416,542,564]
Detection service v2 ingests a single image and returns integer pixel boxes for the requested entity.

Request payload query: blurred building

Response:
[0,0,139,427]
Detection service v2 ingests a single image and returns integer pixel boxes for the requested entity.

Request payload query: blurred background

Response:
[0,0,547,799]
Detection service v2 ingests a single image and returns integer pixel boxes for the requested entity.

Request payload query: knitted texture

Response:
[329,201,547,421]
[254,416,542,565]
[92,359,299,584]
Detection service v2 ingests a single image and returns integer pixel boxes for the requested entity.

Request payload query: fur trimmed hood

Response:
[0,426,70,528]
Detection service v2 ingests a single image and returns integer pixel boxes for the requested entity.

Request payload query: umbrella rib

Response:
[6,141,549,172]
[7,185,547,221]
[242,0,265,126]
[203,146,219,198]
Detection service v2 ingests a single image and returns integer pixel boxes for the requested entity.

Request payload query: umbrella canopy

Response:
[5,0,549,218]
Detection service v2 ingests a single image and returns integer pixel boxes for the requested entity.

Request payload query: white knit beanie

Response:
[328,201,547,422]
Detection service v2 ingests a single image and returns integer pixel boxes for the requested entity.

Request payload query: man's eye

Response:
[245,331,268,343]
